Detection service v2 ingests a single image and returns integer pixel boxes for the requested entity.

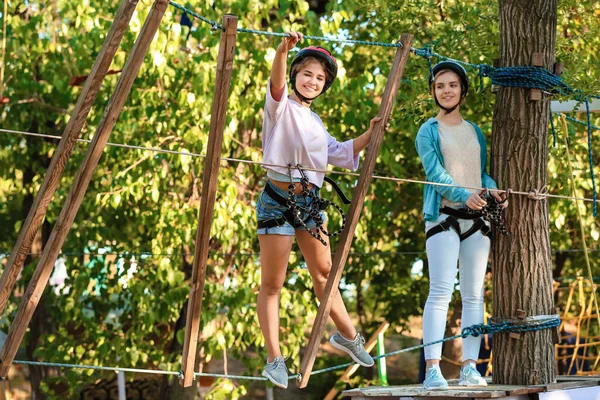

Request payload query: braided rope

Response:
[13,315,559,382]
[585,99,597,216]
[168,1,402,48]
[306,315,561,378]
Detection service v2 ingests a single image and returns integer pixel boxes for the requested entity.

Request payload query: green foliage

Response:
[0,0,598,398]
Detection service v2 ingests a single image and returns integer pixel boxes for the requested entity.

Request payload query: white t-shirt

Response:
[261,81,359,187]
[438,119,482,207]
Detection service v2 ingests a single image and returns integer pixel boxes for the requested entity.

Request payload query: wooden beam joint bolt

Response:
[529,53,544,101]
[509,309,527,340]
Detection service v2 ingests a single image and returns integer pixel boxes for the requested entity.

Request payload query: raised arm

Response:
[270,31,303,101]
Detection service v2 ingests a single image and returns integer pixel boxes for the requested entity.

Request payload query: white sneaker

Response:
[423,365,448,390]
[458,362,487,386]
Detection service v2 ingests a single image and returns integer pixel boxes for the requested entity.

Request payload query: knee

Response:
[311,262,332,285]
[461,292,484,307]
[260,280,284,297]
[428,282,454,302]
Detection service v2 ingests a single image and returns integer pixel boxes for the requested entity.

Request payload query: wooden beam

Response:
[0,0,140,317]
[323,322,389,400]
[530,52,544,101]
[179,15,238,388]
[296,33,414,388]
[0,0,169,378]
[551,98,600,113]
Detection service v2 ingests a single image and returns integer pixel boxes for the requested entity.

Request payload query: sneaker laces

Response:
[426,367,440,381]
[462,364,477,377]
[357,333,366,346]
[271,357,290,374]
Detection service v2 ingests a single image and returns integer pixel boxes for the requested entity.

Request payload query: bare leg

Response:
[258,234,294,361]
[296,224,357,340]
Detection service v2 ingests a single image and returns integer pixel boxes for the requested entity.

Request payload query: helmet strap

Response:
[434,92,464,115]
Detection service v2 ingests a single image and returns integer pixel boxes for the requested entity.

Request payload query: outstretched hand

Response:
[278,31,303,53]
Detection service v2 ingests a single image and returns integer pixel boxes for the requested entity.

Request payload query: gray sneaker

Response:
[329,332,374,367]
[262,356,288,389]
[458,362,487,387]
[423,366,448,390]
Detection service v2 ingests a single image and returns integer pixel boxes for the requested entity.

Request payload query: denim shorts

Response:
[256,181,327,235]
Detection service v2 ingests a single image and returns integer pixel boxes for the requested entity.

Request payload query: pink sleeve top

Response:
[261,81,359,188]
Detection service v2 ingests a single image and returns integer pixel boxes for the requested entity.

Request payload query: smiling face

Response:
[432,70,463,110]
[293,59,327,99]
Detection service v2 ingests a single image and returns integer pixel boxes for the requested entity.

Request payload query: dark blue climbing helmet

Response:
[429,60,470,95]
[429,61,470,113]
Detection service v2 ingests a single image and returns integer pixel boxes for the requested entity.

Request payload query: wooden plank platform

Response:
[342,376,600,399]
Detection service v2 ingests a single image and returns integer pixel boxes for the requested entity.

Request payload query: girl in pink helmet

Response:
[257,31,381,388]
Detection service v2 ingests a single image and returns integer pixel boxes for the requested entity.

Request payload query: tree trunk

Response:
[491,0,558,385]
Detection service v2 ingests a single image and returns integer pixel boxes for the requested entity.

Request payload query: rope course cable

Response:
[3,1,598,389]
[1,128,596,204]
[1,248,597,261]
[167,0,599,214]
[12,315,560,382]
[168,1,402,48]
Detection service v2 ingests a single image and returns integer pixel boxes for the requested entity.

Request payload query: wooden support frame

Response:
[180,15,238,388]
[0,0,169,377]
[0,0,140,317]
[323,322,389,400]
[530,52,544,101]
[296,33,414,388]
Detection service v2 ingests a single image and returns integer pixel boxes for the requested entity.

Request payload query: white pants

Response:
[422,214,490,362]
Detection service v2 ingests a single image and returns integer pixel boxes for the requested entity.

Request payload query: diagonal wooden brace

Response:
[296,33,414,389]
[0,0,169,378]
[0,0,140,317]
[179,15,238,388]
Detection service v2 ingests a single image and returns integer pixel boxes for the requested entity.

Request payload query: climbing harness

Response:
[476,192,511,237]
[426,206,491,242]
[426,191,511,241]
[257,165,349,246]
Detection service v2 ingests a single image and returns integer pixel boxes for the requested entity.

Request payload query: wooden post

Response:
[323,322,389,400]
[0,0,140,316]
[0,0,169,378]
[179,15,238,388]
[296,33,414,388]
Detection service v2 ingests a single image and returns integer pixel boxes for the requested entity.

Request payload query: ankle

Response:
[267,355,282,363]
[338,330,357,341]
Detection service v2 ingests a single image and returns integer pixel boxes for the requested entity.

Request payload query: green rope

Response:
[13,315,559,383]
[168,1,402,48]
[13,360,181,377]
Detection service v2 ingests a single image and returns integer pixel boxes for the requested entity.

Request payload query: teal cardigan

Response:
[415,118,498,222]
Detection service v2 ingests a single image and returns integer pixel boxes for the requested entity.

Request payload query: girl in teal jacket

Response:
[415,60,508,390]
